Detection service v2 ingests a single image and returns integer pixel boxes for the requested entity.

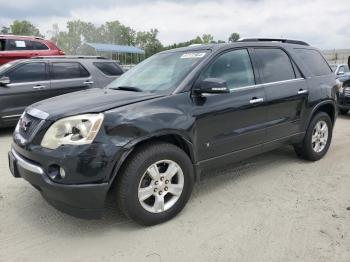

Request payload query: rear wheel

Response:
[294,112,333,161]
[116,142,194,226]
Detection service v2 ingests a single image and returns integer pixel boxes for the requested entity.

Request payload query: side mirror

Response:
[194,78,230,95]
[338,70,345,76]
[0,76,10,86]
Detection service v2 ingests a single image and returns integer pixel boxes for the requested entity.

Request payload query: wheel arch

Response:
[308,100,336,127]
[107,132,198,190]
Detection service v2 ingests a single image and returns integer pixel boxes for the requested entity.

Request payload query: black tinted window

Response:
[7,63,46,83]
[0,40,5,51]
[6,39,30,50]
[255,48,296,83]
[202,49,255,89]
[93,62,123,76]
[295,49,332,76]
[29,41,49,50]
[52,62,90,79]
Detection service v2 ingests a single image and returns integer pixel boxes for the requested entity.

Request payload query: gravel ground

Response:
[0,116,350,262]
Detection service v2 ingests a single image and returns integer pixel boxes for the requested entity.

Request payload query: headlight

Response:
[41,114,104,150]
[336,79,344,93]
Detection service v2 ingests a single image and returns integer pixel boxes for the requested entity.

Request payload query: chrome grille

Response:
[18,113,43,141]
[344,88,350,97]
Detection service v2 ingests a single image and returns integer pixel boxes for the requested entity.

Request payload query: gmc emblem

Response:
[20,118,31,132]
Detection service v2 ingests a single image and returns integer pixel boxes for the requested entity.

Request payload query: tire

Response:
[294,112,333,161]
[339,109,348,115]
[116,142,194,226]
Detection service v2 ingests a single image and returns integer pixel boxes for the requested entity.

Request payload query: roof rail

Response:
[31,55,107,60]
[238,37,310,46]
[0,34,44,40]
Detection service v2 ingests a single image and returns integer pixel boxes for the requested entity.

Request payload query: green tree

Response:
[1,26,10,34]
[228,32,240,42]
[136,29,163,57]
[202,34,214,44]
[10,20,42,37]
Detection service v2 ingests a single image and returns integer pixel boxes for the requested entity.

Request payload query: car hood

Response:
[29,88,164,120]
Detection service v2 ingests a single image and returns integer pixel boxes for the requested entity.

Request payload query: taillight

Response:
[58,50,65,55]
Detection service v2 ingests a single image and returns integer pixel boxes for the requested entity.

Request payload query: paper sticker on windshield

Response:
[181,53,206,59]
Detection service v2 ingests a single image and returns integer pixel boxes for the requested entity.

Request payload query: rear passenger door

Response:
[49,62,94,97]
[254,48,308,141]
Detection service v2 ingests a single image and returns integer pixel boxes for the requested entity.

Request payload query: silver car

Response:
[0,56,123,127]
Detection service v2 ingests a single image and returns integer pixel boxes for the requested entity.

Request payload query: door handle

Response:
[83,81,94,85]
[33,85,46,89]
[298,89,308,95]
[249,97,264,104]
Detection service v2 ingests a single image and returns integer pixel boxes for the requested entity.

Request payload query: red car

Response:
[0,35,64,65]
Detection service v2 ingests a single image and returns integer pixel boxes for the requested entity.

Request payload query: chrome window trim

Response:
[2,114,22,119]
[229,78,305,92]
[11,149,44,175]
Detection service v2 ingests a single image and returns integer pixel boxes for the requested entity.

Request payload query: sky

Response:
[0,0,349,50]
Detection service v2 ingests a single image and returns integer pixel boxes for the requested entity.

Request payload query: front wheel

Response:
[294,112,333,161]
[116,142,194,226]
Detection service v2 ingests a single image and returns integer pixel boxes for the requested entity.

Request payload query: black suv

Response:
[8,38,337,225]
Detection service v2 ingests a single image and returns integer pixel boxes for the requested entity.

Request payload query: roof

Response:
[85,43,145,54]
[0,35,44,40]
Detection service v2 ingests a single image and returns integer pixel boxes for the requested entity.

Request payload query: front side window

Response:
[0,40,5,51]
[51,62,90,80]
[255,48,296,83]
[201,49,255,89]
[7,63,46,83]
[108,51,209,93]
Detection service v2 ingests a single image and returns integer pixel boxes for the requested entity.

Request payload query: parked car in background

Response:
[0,35,64,65]
[332,63,350,114]
[8,38,337,225]
[0,56,123,127]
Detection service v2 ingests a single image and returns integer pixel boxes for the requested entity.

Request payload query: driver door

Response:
[193,49,268,166]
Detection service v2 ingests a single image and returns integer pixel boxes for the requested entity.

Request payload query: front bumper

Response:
[338,92,350,110]
[8,148,110,219]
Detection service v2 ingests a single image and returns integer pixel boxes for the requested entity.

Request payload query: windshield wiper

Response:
[110,86,142,92]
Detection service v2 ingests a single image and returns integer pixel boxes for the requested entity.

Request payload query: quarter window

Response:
[93,62,123,76]
[29,41,49,50]
[51,62,90,79]
[294,49,332,76]
[201,49,255,89]
[7,63,46,83]
[255,48,296,83]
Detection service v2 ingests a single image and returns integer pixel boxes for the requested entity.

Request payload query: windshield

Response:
[0,61,17,74]
[107,50,209,93]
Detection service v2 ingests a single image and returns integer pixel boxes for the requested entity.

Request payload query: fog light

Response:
[48,165,66,181]
[59,167,66,178]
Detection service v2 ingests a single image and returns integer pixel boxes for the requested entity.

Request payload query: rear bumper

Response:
[8,149,109,219]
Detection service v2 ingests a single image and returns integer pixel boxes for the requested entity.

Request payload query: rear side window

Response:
[255,48,296,83]
[295,49,332,76]
[29,41,49,50]
[51,62,90,79]
[93,62,123,76]
[7,63,47,83]
[6,39,28,50]
[201,49,255,89]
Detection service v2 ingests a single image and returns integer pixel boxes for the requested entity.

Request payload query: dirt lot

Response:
[0,116,350,262]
